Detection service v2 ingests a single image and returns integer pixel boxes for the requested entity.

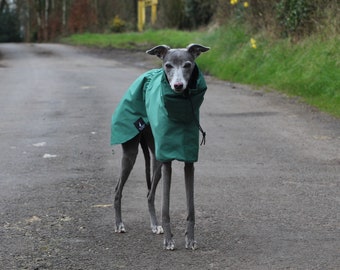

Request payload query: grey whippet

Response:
[113,44,209,250]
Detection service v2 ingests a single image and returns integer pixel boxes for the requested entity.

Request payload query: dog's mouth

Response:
[173,88,185,93]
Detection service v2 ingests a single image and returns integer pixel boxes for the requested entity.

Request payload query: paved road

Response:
[0,43,339,269]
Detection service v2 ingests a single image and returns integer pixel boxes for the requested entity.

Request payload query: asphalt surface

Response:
[0,43,339,270]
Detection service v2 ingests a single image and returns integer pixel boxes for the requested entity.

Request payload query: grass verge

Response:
[62,27,340,117]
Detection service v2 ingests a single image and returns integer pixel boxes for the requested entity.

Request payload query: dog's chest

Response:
[144,69,206,162]
[111,68,207,162]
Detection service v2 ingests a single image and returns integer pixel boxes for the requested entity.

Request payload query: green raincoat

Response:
[111,65,207,162]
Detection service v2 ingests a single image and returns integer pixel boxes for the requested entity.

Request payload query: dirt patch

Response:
[31,45,61,58]
[34,49,58,57]
[80,46,161,70]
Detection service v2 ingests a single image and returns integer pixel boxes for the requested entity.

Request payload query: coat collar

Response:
[160,64,203,97]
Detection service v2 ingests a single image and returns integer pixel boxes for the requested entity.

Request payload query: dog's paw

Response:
[185,237,197,250]
[163,238,175,251]
[151,225,164,234]
[114,223,126,233]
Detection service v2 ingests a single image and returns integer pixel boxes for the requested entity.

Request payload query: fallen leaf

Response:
[26,216,41,223]
[92,204,113,208]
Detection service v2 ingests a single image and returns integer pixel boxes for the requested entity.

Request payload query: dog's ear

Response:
[187,44,210,59]
[146,45,171,59]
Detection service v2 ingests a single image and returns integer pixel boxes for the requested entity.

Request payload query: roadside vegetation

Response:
[63,31,339,118]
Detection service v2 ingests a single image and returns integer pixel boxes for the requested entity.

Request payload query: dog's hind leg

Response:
[114,135,140,233]
[162,162,175,250]
[184,162,197,250]
[147,157,163,234]
[140,135,151,190]
[142,126,163,234]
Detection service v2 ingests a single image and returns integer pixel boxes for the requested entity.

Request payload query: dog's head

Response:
[146,44,210,93]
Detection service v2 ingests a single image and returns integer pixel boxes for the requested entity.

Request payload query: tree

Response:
[68,0,97,33]
[0,1,22,42]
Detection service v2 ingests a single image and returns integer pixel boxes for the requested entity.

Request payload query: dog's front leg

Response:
[162,161,175,250]
[184,162,197,250]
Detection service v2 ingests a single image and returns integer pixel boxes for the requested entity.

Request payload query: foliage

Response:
[276,0,313,37]
[158,0,184,29]
[0,6,21,42]
[68,0,97,33]
[216,0,339,39]
[158,0,216,29]
[182,0,217,29]
[109,15,126,33]
[62,28,340,117]
[228,0,250,21]
[5,0,339,42]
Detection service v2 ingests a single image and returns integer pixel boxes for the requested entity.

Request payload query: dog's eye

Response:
[165,63,173,69]
[183,62,192,68]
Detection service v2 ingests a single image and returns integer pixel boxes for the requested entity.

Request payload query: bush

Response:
[216,0,339,39]
[276,0,314,38]
[158,0,216,29]
[110,15,126,33]
[182,0,217,29]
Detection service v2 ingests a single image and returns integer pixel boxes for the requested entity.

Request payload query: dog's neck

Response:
[163,64,199,95]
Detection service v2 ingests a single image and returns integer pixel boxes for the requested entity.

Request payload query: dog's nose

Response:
[174,82,184,90]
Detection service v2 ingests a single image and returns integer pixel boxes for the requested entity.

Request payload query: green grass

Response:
[62,29,204,50]
[62,27,340,117]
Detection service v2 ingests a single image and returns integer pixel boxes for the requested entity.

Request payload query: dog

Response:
[111,44,210,250]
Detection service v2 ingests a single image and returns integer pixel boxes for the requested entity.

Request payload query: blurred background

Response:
[0,0,338,42]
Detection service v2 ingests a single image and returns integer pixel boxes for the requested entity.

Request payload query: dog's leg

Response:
[114,135,140,233]
[147,157,163,234]
[184,162,197,250]
[140,135,151,190]
[162,161,175,250]
[142,126,163,234]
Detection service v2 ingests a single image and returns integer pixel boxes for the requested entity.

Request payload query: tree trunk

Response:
[44,0,49,41]
[62,0,66,29]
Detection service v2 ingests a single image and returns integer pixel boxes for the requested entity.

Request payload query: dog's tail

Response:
[140,135,151,191]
